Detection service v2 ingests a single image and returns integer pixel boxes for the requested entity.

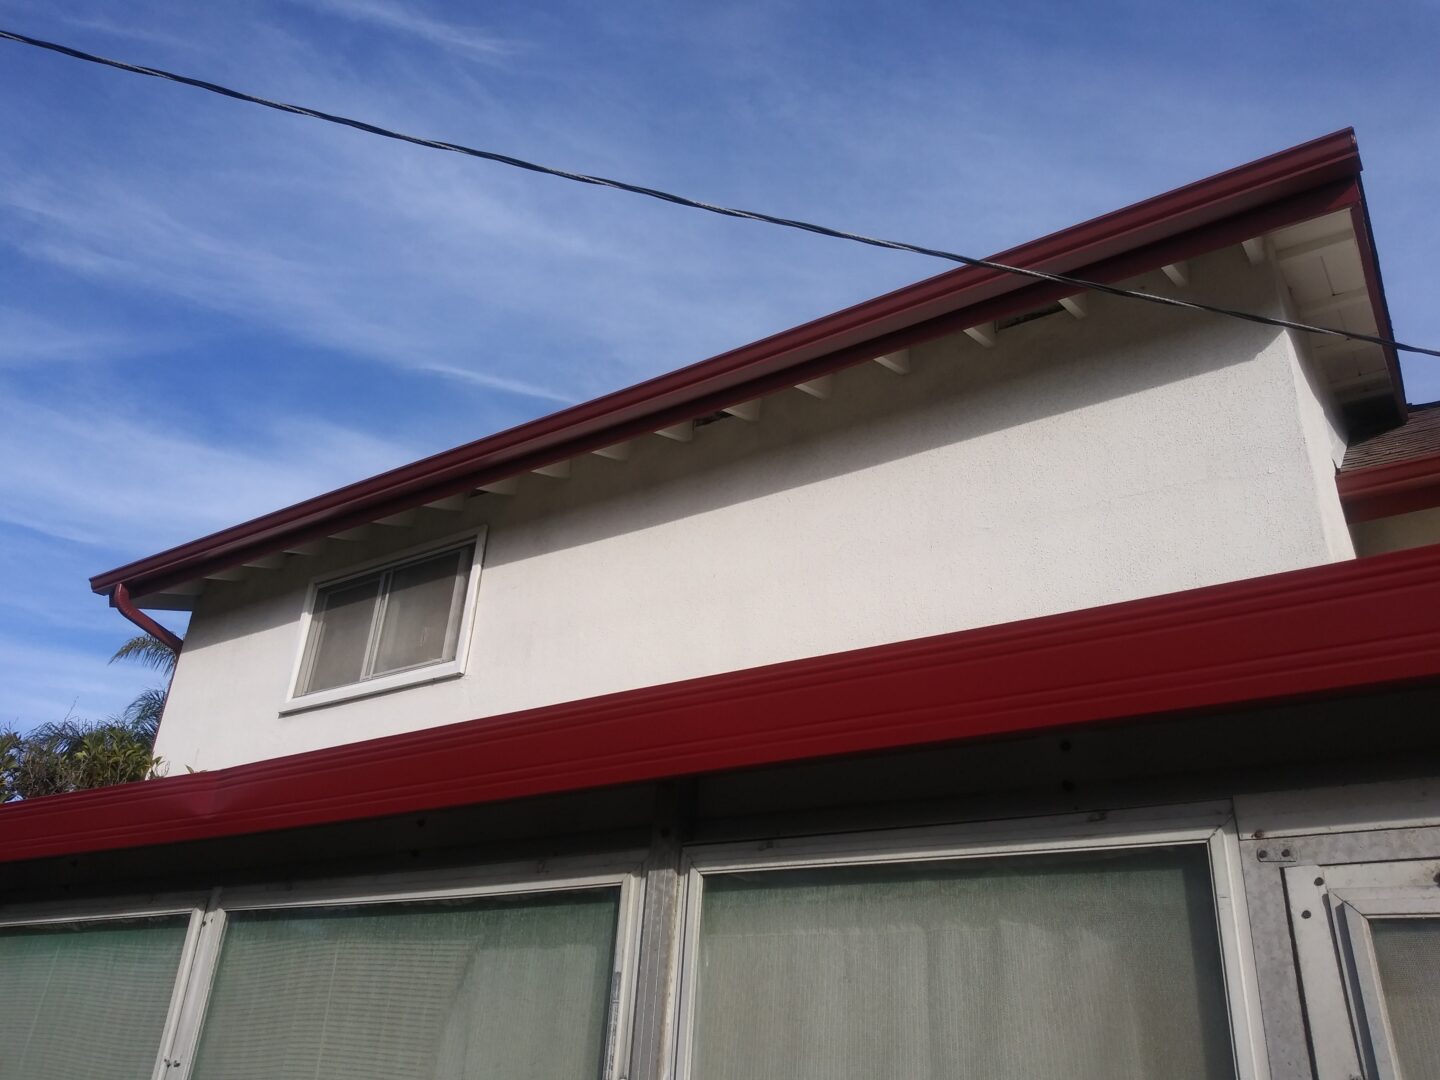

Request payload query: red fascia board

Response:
[90,130,1369,599]
[1339,451,1440,522]
[1348,184,1407,419]
[21,540,1440,866]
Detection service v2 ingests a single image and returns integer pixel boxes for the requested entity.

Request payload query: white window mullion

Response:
[147,901,211,1080]
[164,893,230,1080]
[1205,823,1272,1080]
[441,556,471,662]
[672,864,707,1080]
[1282,867,1366,1080]
[601,872,647,1080]
[360,569,393,681]
[1338,901,1402,1079]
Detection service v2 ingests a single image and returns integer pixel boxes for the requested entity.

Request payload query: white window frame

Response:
[155,853,646,1080]
[282,527,487,714]
[669,802,1269,1080]
[0,891,213,1080]
[1286,858,1440,1080]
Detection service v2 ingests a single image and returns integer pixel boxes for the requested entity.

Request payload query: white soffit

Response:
[1269,210,1391,407]
[134,580,205,611]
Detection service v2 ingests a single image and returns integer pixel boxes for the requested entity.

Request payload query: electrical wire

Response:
[3,25,1437,360]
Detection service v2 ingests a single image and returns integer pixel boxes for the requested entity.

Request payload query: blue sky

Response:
[1,0,1438,729]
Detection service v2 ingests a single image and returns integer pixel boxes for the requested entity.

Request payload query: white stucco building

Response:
[3,130,1440,1080]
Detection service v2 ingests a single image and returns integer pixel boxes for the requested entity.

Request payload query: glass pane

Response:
[1371,918,1440,1078]
[690,846,1235,1080]
[371,546,472,677]
[0,915,189,1080]
[192,888,619,1080]
[301,574,382,694]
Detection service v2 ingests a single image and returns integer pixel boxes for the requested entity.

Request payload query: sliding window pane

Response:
[0,915,189,1080]
[371,546,471,676]
[1370,918,1440,1078]
[301,575,381,693]
[690,846,1235,1080]
[192,889,619,1080]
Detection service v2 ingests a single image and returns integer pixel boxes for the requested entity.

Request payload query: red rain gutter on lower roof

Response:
[111,583,183,656]
[1339,451,1440,523]
[90,130,1384,601]
[18,541,1440,866]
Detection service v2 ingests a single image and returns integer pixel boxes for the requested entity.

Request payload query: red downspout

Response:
[112,582,183,657]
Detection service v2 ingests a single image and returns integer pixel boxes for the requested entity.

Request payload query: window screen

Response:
[0,915,190,1080]
[299,542,474,696]
[191,889,620,1080]
[688,845,1236,1080]
[1370,918,1440,1078]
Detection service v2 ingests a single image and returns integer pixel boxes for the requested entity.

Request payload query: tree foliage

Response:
[1,715,162,802]
[0,633,176,802]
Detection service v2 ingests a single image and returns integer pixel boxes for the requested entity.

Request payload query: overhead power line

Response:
[3,25,1437,361]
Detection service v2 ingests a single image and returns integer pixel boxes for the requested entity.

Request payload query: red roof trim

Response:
[1339,451,1440,522]
[91,130,1376,600]
[20,541,1440,866]
[1347,190,1406,418]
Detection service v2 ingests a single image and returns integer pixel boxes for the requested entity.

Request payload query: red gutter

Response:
[90,130,1384,601]
[111,583,183,656]
[18,540,1440,866]
[1339,451,1440,522]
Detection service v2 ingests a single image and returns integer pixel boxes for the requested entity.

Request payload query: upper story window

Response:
[287,534,483,710]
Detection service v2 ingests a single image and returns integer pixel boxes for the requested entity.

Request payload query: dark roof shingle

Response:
[1342,402,1440,472]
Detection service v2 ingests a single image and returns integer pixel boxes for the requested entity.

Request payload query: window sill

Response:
[279,661,466,716]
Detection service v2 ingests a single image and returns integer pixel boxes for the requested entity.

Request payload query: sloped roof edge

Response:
[92,128,1383,600]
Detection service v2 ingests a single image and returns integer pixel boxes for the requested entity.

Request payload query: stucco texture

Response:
[155,248,1352,771]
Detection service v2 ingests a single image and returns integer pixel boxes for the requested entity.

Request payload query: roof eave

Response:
[92,129,1387,600]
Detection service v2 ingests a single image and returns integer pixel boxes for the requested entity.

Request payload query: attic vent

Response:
[996,303,1064,331]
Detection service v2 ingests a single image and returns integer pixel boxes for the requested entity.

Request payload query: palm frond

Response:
[109,634,178,675]
[121,688,168,741]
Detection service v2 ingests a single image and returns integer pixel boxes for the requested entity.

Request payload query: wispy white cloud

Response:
[0,635,160,728]
[0,388,420,553]
[0,172,584,404]
[280,0,516,59]
[36,12,203,52]
[0,2,974,413]
[419,362,577,403]
[0,114,862,407]
[0,308,171,367]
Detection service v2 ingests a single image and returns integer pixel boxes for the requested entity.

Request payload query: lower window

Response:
[0,911,194,1080]
[677,818,1254,1080]
[0,861,639,1080]
[189,889,621,1080]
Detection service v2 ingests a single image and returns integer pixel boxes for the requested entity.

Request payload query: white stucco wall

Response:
[1272,257,1355,561]
[155,247,1355,771]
